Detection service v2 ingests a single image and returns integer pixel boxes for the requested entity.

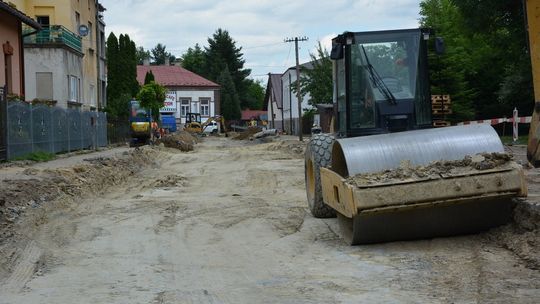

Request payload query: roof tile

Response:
[137,65,219,87]
[241,109,267,120]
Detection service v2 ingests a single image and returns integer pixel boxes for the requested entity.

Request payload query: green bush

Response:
[14,151,56,162]
[500,135,528,145]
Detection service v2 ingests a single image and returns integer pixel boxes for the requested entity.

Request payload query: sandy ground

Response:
[0,137,539,303]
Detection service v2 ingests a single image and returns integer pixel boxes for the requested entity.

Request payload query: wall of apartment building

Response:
[96,16,105,109]
[24,47,83,107]
[12,0,99,109]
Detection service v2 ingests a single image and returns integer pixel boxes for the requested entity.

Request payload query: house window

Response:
[68,75,79,102]
[88,21,93,44]
[4,54,12,94]
[200,99,210,116]
[36,16,50,27]
[99,31,105,54]
[180,99,190,117]
[36,72,53,100]
[75,11,80,28]
[90,84,95,105]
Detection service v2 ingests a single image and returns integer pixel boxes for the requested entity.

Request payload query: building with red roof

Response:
[241,109,267,121]
[137,65,220,124]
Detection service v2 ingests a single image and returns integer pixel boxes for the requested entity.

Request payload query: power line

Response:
[245,64,288,68]
[285,42,293,67]
[167,41,285,54]
[243,42,285,50]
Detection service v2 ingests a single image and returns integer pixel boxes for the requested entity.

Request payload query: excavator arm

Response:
[526,0,540,166]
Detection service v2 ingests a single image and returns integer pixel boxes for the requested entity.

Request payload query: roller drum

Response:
[332,124,504,177]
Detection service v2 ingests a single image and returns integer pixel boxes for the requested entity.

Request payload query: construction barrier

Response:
[456,116,532,126]
[456,110,531,142]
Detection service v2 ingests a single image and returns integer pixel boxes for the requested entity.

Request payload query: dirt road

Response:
[0,137,539,303]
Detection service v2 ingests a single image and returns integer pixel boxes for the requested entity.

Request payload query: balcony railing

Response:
[23,25,82,53]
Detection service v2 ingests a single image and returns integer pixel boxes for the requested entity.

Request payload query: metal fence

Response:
[0,87,6,161]
[107,118,130,145]
[6,101,108,159]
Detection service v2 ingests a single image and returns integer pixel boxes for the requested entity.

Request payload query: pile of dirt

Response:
[150,174,187,188]
[156,132,198,151]
[0,147,160,244]
[264,140,306,157]
[233,127,262,140]
[347,152,514,187]
[486,201,540,270]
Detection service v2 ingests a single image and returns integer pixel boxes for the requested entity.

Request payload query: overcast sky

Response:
[102,0,422,82]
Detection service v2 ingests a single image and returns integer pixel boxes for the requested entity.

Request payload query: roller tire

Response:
[305,133,336,218]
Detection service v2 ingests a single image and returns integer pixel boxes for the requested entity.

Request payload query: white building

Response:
[136,65,220,124]
[264,62,314,135]
[264,73,284,131]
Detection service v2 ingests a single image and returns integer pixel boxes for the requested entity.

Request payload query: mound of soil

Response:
[264,140,306,157]
[487,201,540,270]
[156,132,198,151]
[347,152,514,187]
[150,174,187,188]
[233,127,262,140]
[0,147,160,244]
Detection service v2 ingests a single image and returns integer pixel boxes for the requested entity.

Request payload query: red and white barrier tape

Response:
[456,116,532,126]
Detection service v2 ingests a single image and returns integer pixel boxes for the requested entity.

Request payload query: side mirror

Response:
[435,37,445,55]
[331,43,344,60]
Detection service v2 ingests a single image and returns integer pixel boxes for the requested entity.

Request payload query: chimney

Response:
[143,58,150,66]
[164,57,170,66]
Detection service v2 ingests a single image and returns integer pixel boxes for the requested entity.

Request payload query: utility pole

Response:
[285,36,308,141]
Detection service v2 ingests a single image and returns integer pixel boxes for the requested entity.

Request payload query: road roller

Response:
[305,29,527,244]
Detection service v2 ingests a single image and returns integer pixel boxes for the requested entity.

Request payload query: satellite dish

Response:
[78,24,89,37]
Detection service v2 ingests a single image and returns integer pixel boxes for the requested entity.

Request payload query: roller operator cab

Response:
[330,28,432,136]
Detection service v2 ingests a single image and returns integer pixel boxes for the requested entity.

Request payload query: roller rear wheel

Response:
[305,134,336,218]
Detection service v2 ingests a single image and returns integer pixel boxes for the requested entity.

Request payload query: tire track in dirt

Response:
[0,241,42,294]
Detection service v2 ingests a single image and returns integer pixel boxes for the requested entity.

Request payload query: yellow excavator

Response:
[305,28,528,244]
[184,112,203,133]
[183,113,228,135]
[201,115,228,135]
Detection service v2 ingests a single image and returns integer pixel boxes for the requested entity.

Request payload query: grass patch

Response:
[500,135,528,145]
[13,151,56,162]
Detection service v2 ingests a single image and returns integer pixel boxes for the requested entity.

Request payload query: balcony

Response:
[23,25,82,54]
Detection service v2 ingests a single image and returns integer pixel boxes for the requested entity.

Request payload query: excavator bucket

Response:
[319,125,527,244]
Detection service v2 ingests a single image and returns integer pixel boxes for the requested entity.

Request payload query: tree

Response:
[117,34,139,97]
[181,43,206,76]
[136,46,151,65]
[137,81,166,120]
[419,0,477,121]
[151,43,175,65]
[106,33,139,118]
[419,0,533,120]
[451,0,533,117]
[218,67,241,120]
[296,42,333,106]
[126,37,139,96]
[144,71,155,84]
[243,79,265,110]
[205,29,251,104]
[106,33,120,102]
